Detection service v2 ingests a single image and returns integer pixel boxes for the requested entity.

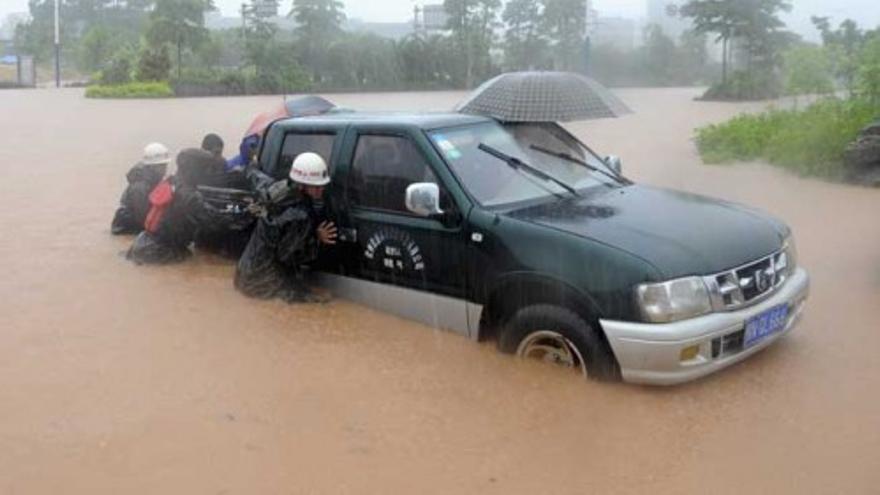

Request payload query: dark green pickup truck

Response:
[250,111,810,385]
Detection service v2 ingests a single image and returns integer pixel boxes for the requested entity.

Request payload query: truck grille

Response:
[704,249,790,311]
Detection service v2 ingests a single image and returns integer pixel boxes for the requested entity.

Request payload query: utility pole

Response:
[241,3,248,39]
[413,5,421,34]
[54,0,60,87]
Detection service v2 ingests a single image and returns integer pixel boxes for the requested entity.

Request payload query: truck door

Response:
[334,127,469,299]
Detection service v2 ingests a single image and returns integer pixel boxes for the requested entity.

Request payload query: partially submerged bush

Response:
[85,81,174,99]
[99,47,136,85]
[700,71,783,101]
[171,66,310,96]
[696,98,880,178]
[136,44,172,83]
[696,110,792,163]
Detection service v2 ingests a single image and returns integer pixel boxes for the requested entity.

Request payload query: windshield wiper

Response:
[529,144,632,186]
[478,143,580,198]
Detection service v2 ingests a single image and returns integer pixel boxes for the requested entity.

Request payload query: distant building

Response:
[251,0,279,19]
[592,17,636,52]
[646,0,690,40]
[417,4,449,34]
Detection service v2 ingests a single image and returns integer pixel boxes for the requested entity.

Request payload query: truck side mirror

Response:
[405,182,444,217]
[605,155,623,175]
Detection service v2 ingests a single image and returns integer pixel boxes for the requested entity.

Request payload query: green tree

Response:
[291,0,346,82]
[243,1,279,71]
[15,0,150,71]
[540,0,586,71]
[14,0,74,62]
[136,43,173,81]
[335,33,401,89]
[858,36,880,105]
[681,0,790,85]
[641,24,678,85]
[589,43,638,86]
[783,45,833,103]
[324,33,401,90]
[444,0,501,88]
[676,29,712,83]
[146,0,213,79]
[502,0,548,70]
[100,45,135,84]
[397,33,457,87]
[681,0,792,99]
[78,25,117,72]
[812,17,865,96]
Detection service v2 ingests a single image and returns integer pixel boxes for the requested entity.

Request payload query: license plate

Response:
[744,304,789,348]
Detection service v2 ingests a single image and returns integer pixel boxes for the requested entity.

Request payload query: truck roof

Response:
[274,111,492,131]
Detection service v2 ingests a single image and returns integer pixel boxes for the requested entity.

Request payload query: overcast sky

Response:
[2,0,879,39]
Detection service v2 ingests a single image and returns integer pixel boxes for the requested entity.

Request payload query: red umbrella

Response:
[244,95,337,138]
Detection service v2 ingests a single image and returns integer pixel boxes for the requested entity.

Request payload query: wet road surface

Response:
[0,88,878,494]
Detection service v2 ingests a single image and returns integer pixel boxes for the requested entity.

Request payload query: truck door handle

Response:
[338,227,357,243]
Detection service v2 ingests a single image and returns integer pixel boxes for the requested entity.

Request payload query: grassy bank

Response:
[85,81,173,99]
[695,98,879,178]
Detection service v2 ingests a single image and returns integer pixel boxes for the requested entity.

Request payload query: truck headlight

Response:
[636,277,713,323]
[778,236,798,279]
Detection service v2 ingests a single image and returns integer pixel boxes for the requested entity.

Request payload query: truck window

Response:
[349,134,438,214]
[274,132,336,179]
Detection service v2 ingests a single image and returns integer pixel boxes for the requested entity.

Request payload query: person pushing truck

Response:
[234,152,338,303]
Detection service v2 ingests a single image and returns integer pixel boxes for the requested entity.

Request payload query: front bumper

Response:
[600,268,810,386]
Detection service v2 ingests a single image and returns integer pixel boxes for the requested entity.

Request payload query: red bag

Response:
[144,179,174,234]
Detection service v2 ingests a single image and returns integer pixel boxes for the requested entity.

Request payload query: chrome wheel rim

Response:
[516,330,588,379]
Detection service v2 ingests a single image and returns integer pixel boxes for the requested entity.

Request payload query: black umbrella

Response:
[455,71,632,122]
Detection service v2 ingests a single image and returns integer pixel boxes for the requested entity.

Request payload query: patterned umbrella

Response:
[455,71,632,122]
[244,95,337,138]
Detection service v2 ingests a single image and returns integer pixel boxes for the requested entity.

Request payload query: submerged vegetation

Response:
[695,17,880,179]
[85,81,174,99]
[681,0,795,101]
[696,99,879,177]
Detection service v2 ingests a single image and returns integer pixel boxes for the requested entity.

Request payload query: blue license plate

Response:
[744,304,789,348]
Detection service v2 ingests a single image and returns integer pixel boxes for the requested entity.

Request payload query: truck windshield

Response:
[430,122,612,207]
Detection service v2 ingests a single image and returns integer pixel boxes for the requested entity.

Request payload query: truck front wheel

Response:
[498,305,619,381]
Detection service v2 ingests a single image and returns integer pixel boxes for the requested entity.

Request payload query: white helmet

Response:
[142,142,171,165]
[289,152,330,186]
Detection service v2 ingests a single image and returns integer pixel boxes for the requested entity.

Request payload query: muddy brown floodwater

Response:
[0,88,878,494]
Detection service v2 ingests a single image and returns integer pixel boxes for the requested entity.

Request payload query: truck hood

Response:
[504,185,788,278]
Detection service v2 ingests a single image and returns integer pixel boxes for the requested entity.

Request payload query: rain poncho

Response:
[126,149,228,265]
[234,176,323,302]
[110,162,166,235]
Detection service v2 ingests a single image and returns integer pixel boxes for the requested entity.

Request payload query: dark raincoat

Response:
[110,162,166,235]
[234,171,322,302]
[126,149,228,264]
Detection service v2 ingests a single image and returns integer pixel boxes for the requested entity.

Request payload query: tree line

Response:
[12,0,722,93]
[18,0,873,98]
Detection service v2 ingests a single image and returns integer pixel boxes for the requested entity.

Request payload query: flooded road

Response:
[1,88,878,494]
